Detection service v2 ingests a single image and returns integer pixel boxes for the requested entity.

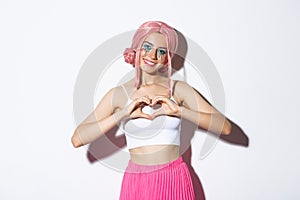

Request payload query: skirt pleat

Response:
[119,156,195,200]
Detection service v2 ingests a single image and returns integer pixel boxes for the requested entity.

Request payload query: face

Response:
[139,32,168,73]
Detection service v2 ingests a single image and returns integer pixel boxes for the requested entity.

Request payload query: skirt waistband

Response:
[125,156,183,174]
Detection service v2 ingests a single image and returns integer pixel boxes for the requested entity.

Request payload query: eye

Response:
[157,48,167,56]
[142,43,152,52]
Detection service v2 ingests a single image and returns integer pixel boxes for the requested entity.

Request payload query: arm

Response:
[71,87,152,148]
[71,87,127,148]
[176,81,232,135]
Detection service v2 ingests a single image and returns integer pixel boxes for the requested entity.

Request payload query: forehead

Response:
[143,32,167,48]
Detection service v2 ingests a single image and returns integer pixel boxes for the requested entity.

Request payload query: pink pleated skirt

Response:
[119,156,195,200]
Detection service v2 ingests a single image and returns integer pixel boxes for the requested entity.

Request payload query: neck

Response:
[139,72,168,86]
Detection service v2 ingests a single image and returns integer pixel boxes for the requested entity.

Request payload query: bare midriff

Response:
[129,144,180,165]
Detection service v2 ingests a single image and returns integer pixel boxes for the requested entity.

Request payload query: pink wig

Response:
[123,21,178,97]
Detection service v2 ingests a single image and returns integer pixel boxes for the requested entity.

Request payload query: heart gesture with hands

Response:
[125,95,182,120]
[125,96,153,120]
[150,96,181,119]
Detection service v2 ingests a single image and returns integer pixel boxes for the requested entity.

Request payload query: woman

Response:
[71,21,232,200]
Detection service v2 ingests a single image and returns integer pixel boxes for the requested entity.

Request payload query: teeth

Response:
[144,59,155,66]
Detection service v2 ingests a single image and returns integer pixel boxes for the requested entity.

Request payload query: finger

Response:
[152,95,166,102]
[135,109,152,119]
[132,99,149,108]
[152,110,165,119]
[151,96,164,105]
[151,96,171,106]
[128,102,145,114]
[140,95,151,100]
[131,108,153,119]
[137,96,151,105]
[140,113,153,120]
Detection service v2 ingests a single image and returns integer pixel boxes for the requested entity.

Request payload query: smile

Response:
[143,59,156,66]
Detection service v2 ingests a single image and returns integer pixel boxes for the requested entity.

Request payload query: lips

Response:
[143,59,156,67]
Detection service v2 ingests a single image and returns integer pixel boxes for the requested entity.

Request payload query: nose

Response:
[148,49,157,60]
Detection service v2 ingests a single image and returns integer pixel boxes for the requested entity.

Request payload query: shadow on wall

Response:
[86,30,249,200]
[87,119,248,200]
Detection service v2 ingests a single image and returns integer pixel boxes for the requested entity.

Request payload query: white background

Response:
[1,0,299,199]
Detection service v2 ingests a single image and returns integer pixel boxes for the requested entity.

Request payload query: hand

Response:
[150,96,182,119]
[125,96,153,120]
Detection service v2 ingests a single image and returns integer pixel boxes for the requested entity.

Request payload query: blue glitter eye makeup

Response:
[142,43,152,52]
[141,42,167,60]
[157,48,167,56]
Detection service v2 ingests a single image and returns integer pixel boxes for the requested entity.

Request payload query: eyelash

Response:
[142,43,152,52]
[158,49,166,55]
[142,43,167,56]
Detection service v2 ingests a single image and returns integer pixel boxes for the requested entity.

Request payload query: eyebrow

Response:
[143,41,167,49]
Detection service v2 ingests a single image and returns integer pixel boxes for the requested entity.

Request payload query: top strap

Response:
[170,79,175,98]
[121,84,130,100]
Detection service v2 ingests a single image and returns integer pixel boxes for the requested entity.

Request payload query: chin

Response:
[140,66,157,73]
[141,64,163,73]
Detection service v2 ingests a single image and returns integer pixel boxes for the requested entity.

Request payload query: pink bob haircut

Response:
[123,21,179,97]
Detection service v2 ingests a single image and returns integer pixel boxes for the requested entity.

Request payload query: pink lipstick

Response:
[143,59,156,67]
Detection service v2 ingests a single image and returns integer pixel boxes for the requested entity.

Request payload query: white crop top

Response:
[120,80,181,150]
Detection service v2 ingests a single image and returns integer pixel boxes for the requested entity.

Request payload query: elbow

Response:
[71,130,83,148]
[222,121,232,135]
[71,137,81,148]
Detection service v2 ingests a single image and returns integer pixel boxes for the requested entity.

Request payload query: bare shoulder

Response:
[173,80,216,112]
[172,80,193,105]
[173,80,205,106]
[96,84,128,111]
[110,84,129,111]
[174,80,192,89]
[173,80,193,96]
[76,86,124,126]
[112,79,137,107]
